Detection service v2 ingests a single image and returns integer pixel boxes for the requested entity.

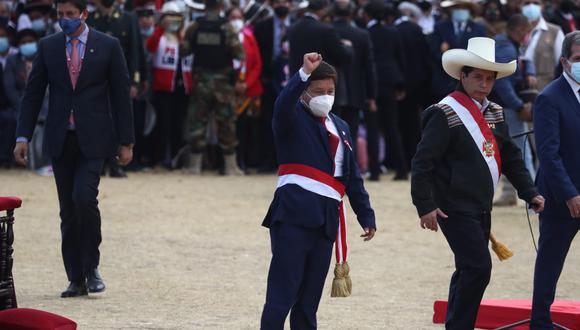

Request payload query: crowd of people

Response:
[0,0,576,183]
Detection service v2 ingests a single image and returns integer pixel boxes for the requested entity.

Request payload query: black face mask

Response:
[274,6,289,18]
[101,0,116,8]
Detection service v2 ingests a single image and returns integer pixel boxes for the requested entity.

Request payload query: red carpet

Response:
[433,300,580,329]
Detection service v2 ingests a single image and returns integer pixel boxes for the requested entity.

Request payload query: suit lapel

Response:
[57,32,73,90]
[559,75,580,120]
[317,118,332,160]
[75,29,94,89]
[330,113,352,175]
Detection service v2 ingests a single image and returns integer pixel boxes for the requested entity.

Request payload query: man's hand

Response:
[360,227,375,241]
[13,142,28,166]
[420,208,448,232]
[530,195,545,213]
[368,99,377,112]
[117,145,133,166]
[566,195,580,218]
[518,103,533,122]
[526,75,538,89]
[302,52,322,75]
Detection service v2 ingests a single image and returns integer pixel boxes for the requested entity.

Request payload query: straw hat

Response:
[442,37,516,80]
[440,0,477,11]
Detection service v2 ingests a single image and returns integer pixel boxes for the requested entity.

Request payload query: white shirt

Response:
[525,17,565,66]
[563,70,580,105]
[299,68,345,177]
[418,13,435,35]
[472,97,490,113]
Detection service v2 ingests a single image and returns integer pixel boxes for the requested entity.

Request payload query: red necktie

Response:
[321,118,340,171]
[68,39,80,128]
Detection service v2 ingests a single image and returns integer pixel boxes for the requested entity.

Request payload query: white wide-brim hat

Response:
[442,37,517,80]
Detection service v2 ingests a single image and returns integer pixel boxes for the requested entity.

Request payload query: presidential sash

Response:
[440,91,502,192]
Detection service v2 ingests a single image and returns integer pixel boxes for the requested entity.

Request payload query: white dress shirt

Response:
[525,17,565,66]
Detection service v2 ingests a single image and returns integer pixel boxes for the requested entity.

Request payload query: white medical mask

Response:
[522,4,542,21]
[230,19,244,32]
[307,93,334,117]
[452,9,470,23]
[567,60,580,83]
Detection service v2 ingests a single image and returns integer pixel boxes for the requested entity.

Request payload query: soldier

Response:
[87,0,142,177]
[182,0,245,175]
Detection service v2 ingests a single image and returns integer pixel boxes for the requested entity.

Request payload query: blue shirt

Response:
[66,23,89,64]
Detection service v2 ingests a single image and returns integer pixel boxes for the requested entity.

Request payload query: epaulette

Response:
[435,103,463,128]
[484,101,505,125]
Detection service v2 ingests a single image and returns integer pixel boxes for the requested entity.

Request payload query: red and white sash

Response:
[152,35,193,93]
[277,164,348,264]
[440,91,502,192]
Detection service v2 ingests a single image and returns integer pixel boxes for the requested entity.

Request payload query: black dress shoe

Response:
[86,269,106,293]
[393,173,408,181]
[109,167,127,178]
[61,281,88,298]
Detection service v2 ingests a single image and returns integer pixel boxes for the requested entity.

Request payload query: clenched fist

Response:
[302,53,322,75]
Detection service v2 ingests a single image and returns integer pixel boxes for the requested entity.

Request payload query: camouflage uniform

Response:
[182,12,244,155]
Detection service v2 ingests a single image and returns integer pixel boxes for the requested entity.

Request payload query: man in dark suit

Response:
[396,1,432,169]
[287,0,352,75]
[14,0,134,298]
[332,0,377,155]
[362,0,407,181]
[531,31,580,329]
[253,0,291,172]
[430,0,486,102]
[261,52,375,330]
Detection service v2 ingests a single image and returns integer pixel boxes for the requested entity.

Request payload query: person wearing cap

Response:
[395,1,432,170]
[530,30,580,330]
[147,1,192,169]
[181,0,245,175]
[87,0,142,177]
[411,37,545,329]
[14,0,134,298]
[261,52,376,330]
[430,0,486,102]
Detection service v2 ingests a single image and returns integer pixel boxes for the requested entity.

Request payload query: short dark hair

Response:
[363,0,385,20]
[562,30,580,59]
[308,0,329,12]
[310,61,338,84]
[506,14,528,32]
[16,29,39,43]
[333,1,354,18]
[55,0,87,12]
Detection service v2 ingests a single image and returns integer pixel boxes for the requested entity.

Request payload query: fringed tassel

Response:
[331,262,351,297]
[490,232,514,261]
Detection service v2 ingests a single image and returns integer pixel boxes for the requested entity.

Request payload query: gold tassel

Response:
[343,261,352,294]
[331,263,351,297]
[489,232,514,261]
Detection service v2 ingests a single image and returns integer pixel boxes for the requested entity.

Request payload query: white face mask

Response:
[307,94,335,117]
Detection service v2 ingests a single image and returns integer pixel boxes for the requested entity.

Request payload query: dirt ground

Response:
[1,169,579,329]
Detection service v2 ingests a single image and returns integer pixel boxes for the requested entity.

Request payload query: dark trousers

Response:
[131,98,147,167]
[377,92,408,176]
[152,89,188,166]
[364,108,381,178]
[0,110,16,164]
[51,132,104,282]
[531,215,580,329]
[437,211,492,330]
[259,85,278,170]
[333,105,360,156]
[397,89,422,169]
[236,110,261,170]
[261,223,333,330]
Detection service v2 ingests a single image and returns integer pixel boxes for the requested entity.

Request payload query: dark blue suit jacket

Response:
[16,28,134,159]
[262,72,376,240]
[534,75,580,218]
[430,19,486,98]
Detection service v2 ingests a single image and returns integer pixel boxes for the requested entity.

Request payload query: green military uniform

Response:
[87,6,142,85]
[182,11,244,155]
